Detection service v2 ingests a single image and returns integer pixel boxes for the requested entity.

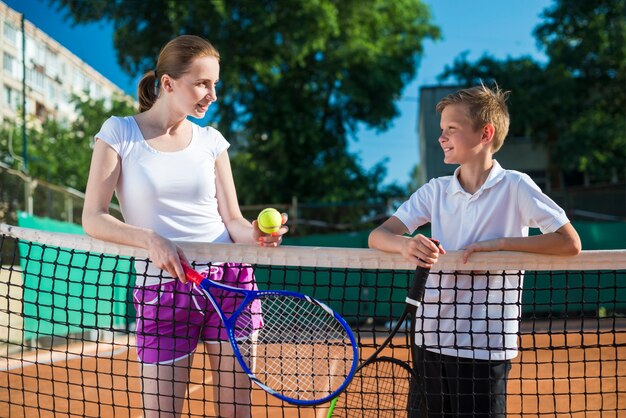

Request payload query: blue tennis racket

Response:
[183,263,359,406]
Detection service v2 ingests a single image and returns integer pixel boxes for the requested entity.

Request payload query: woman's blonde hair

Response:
[436,83,511,152]
[137,35,220,112]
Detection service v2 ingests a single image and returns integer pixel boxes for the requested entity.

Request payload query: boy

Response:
[368,84,581,417]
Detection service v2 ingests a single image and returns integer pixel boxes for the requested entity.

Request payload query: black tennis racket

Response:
[326,356,418,417]
[328,240,438,417]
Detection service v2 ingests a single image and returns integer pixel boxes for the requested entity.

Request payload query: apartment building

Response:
[0,1,128,124]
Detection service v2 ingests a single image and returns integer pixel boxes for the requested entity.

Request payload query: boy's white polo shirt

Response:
[393,160,570,360]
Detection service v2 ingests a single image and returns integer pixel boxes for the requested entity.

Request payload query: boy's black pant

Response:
[412,347,511,418]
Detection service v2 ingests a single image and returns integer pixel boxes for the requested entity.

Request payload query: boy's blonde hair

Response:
[436,83,511,153]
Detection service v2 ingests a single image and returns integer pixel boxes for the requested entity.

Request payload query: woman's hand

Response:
[147,232,190,283]
[253,213,289,247]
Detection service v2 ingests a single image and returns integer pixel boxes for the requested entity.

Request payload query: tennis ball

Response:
[257,208,282,234]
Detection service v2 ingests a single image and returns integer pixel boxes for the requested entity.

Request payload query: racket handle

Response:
[407,267,429,304]
[406,238,440,305]
[181,262,204,285]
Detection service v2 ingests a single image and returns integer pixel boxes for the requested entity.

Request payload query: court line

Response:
[0,341,131,372]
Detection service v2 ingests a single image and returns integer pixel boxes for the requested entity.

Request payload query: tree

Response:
[534,0,626,183]
[407,163,422,194]
[438,0,625,186]
[438,54,575,187]
[52,0,440,204]
[0,94,135,191]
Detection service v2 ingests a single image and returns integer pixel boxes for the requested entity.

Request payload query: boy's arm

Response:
[368,216,444,267]
[461,222,582,263]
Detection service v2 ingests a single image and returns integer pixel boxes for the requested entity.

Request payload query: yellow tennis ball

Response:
[257,208,282,234]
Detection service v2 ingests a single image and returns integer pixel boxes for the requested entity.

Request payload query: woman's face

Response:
[170,55,220,118]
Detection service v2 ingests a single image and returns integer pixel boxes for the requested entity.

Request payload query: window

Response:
[47,82,56,102]
[3,22,18,46]
[3,52,19,78]
[3,85,20,111]
[73,68,85,92]
[26,67,45,91]
[35,101,47,120]
[44,47,60,79]
[31,41,45,67]
[93,83,103,100]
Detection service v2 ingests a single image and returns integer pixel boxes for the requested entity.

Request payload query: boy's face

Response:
[438,104,488,165]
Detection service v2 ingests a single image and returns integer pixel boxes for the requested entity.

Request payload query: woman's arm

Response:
[82,139,188,281]
[214,151,287,246]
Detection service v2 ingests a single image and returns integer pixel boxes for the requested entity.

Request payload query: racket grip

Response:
[182,262,204,285]
[407,238,440,303]
[408,266,430,302]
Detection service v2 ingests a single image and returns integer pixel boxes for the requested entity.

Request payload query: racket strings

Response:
[234,295,354,401]
[335,359,414,417]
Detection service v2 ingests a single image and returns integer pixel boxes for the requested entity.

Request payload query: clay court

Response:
[2,231,625,417]
[2,331,624,418]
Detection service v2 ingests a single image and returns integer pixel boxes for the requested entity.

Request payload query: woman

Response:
[82,35,287,417]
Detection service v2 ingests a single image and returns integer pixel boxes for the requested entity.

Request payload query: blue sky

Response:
[6,0,552,187]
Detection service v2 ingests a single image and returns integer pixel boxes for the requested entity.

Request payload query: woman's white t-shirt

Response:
[393,160,570,360]
[95,116,232,285]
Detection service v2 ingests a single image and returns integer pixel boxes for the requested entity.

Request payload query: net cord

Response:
[2,223,625,271]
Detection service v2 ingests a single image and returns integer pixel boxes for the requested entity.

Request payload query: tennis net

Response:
[1,223,625,417]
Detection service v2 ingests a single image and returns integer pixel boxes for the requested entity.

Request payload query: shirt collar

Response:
[447,160,506,197]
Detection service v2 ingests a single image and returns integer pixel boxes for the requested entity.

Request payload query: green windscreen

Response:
[17,212,134,339]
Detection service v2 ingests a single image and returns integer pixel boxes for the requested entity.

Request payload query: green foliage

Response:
[52,0,440,204]
[407,163,421,193]
[0,94,135,191]
[439,53,555,139]
[535,0,626,181]
[438,0,625,185]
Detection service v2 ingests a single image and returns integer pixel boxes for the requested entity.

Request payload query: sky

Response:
[5,0,552,187]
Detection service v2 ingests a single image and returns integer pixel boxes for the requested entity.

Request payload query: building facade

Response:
[0,1,128,124]
[418,85,626,219]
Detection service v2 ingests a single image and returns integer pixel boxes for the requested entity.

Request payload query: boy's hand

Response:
[461,238,501,263]
[401,234,445,267]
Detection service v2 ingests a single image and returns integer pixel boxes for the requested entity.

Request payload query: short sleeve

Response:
[94,116,127,157]
[393,180,435,233]
[206,126,230,159]
[517,174,570,233]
